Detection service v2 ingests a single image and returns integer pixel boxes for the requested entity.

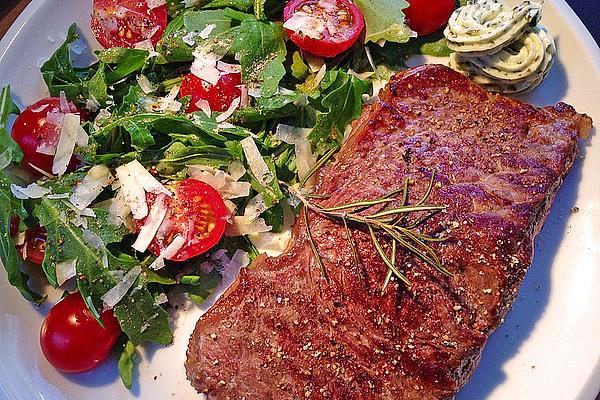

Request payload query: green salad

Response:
[0,0,459,389]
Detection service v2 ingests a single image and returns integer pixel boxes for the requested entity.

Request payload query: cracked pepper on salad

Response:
[0,0,554,390]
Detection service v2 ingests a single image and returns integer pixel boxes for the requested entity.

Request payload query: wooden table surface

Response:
[0,0,598,399]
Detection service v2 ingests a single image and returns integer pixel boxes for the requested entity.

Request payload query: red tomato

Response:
[9,216,20,237]
[403,0,455,36]
[40,292,121,373]
[91,0,168,49]
[180,72,242,114]
[137,179,228,261]
[283,0,365,58]
[11,97,86,176]
[20,226,47,266]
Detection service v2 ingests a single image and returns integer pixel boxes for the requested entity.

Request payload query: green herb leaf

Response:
[0,86,23,165]
[354,0,412,44]
[308,70,370,154]
[182,269,221,304]
[231,19,287,97]
[116,339,137,390]
[0,172,44,303]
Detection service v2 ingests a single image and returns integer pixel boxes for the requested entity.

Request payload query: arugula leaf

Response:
[354,0,412,44]
[203,0,252,11]
[97,48,154,85]
[246,156,283,208]
[116,339,137,390]
[87,63,110,106]
[0,86,23,165]
[231,19,287,97]
[181,268,221,304]
[33,198,172,345]
[0,172,44,304]
[41,23,89,98]
[184,9,232,32]
[307,70,370,154]
[253,0,266,20]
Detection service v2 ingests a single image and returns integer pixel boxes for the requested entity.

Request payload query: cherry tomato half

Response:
[283,0,365,58]
[11,97,86,176]
[137,179,228,261]
[179,72,242,113]
[403,0,455,36]
[40,292,121,373]
[19,226,47,266]
[91,0,168,49]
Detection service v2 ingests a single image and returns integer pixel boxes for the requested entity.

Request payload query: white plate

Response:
[0,1,599,399]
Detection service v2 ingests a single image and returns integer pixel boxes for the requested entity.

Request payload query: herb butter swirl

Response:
[445,0,555,94]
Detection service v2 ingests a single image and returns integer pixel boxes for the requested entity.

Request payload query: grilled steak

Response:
[185,64,592,399]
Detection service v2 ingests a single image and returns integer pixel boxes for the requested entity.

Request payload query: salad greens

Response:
[0,0,455,389]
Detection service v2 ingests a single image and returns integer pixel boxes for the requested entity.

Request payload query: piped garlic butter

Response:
[449,25,555,93]
[445,0,555,94]
[444,0,542,56]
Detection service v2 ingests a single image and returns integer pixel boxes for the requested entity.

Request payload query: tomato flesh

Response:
[403,0,455,36]
[91,0,168,49]
[283,0,365,58]
[40,292,121,373]
[137,179,228,261]
[180,72,242,114]
[19,226,47,266]
[11,97,86,176]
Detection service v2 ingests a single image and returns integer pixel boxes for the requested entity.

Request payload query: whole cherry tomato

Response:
[283,0,365,58]
[403,0,455,36]
[11,97,86,176]
[40,292,122,373]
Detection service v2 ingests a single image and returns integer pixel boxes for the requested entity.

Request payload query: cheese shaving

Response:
[132,193,168,253]
[56,259,77,287]
[240,137,273,186]
[225,216,272,237]
[69,165,113,210]
[10,183,51,199]
[215,97,240,123]
[52,113,88,176]
[137,74,156,94]
[191,52,222,85]
[199,24,216,39]
[149,234,186,270]
[101,266,142,309]
[146,0,166,9]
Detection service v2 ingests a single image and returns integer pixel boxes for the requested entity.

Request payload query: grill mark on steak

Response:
[185,64,592,399]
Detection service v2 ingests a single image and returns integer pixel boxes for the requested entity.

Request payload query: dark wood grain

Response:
[0,0,31,40]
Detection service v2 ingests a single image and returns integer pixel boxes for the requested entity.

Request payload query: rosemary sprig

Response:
[287,170,450,292]
[303,207,328,282]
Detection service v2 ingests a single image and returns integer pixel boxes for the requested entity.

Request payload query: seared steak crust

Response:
[186,64,592,399]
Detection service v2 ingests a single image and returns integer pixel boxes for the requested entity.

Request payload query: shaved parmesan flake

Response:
[154,85,182,112]
[59,91,71,113]
[146,0,166,9]
[182,31,199,46]
[216,61,241,74]
[240,137,273,186]
[215,97,240,123]
[130,160,171,196]
[243,194,268,221]
[137,74,156,94]
[220,249,249,279]
[149,235,186,270]
[283,12,326,40]
[132,193,168,252]
[195,99,212,117]
[10,183,51,199]
[69,165,113,210]
[275,124,316,182]
[134,38,155,51]
[199,23,216,39]
[116,164,148,220]
[191,51,222,85]
[85,95,101,113]
[314,63,327,87]
[56,259,77,287]
[227,161,246,181]
[101,266,142,309]
[35,143,57,156]
[95,190,133,229]
[249,230,292,257]
[304,53,325,73]
[187,166,251,199]
[52,113,87,176]
[225,216,272,237]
